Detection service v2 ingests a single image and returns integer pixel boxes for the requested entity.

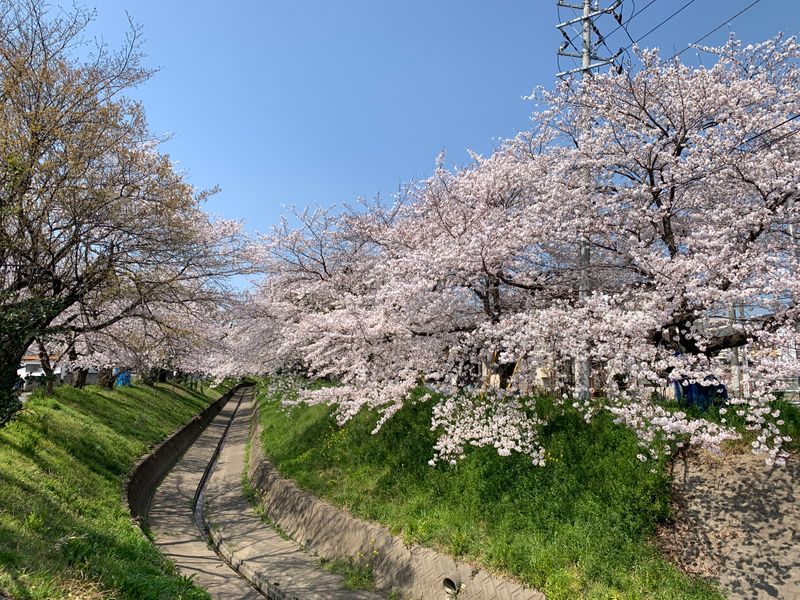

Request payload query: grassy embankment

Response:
[256,379,784,600]
[0,382,227,600]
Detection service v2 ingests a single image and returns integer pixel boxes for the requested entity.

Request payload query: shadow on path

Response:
[660,451,800,599]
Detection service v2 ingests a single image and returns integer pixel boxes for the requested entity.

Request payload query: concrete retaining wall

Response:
[124,384,243,526]
[248,398,545,600]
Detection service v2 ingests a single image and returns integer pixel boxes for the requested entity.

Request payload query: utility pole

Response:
[582,0,592,72]
[556,1,623,78]
[556,1,623,400]
[728,305,741,395]
[788,197,800,399]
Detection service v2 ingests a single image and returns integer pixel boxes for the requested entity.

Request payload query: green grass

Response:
[258,381,724,600]
[777,401,800,452]
[320,556,376,592]
[0,382,223,600]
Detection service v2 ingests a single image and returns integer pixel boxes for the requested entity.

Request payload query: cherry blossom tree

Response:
[244,35,800,467]
[522,36,800,466]
[0,1,250,422]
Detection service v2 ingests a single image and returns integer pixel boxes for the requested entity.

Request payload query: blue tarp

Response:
[673,380,727,412]
[114,369,131,387]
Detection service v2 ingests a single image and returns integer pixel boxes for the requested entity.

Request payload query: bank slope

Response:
[0,383,221,600]
[258,380,723,600]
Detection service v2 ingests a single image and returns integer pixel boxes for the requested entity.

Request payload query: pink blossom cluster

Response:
[233,37,800,466]
[429,393,545,466]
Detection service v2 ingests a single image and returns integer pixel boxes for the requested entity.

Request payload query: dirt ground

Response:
[658,450,800,599]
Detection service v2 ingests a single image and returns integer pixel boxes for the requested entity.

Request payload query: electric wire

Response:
[556,2,582,72]
[742,114,800,147]
[618,0,638,45]
[594,21,619,59]
[610,0,659,44]
[622,0,699,51]
[750,120,800,153]
[563,0,658,53]
[671,116,800,193]
[668,0,764,60]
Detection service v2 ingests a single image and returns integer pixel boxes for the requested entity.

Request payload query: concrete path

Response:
[204,389,382,600]
[149,389,262,599]
[661,451,800,599]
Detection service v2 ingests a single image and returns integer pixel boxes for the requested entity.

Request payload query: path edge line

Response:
[122,382,245,529]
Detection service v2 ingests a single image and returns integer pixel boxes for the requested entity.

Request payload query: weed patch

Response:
[320,556,376,592]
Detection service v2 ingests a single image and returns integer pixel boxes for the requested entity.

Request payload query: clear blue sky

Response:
[79,1,797,235]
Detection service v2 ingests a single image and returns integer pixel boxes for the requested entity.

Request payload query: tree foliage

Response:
[240,36,800,467]
[0,1,247,422]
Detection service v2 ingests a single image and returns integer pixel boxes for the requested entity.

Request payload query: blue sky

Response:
[80,1,798,235]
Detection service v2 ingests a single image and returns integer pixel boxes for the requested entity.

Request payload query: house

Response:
[15,355,92,391]
[16,355,66,391]
[17,356,102,390]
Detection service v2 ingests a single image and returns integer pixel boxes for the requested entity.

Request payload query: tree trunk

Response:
[37,340,55,396]
[74,368,88,389]
[0,327,36,424]
[0,358,22,427]
[98,367,116,389]
[138,367,153,385]
[0,299,64,424]
[0,333,27,425]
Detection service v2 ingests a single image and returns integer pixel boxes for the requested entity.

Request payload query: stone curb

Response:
[246,399,546,600]
[123,383,243,527]
[206,521,292,600]
[202,389,382,600]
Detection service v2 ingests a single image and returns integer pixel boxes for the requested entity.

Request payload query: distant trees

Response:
[0,1,248,422]
[245,36,800,467]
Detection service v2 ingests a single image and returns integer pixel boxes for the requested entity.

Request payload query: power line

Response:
[622,0,698,52]
[672,116,800,193]
[563,0,659,54]
[609,0,659,44]
[556,2,582,73]
[763,125,800,151]
[747,117,800,153]
[668,0,764,60]
[617,0,638,45]
[596,19,624,59]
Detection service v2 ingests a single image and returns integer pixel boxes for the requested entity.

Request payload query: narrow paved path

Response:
[204,389,382,600]
[149,388,262,599]
[149,387,379,599]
